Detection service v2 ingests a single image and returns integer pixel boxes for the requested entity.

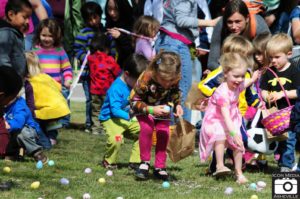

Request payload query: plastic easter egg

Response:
[3,167,11,173]
[106,170,113,176]
[224,187,233,195]
[30,181,40,189]
[250,194,258,199]
[37,197,43,199]
[164,106,171,113]
[83,193,91,199]
[48,160,55,166]
[162,181,170,189]
[257,181,266,188]
[249,183,257,190]
[116,197,124,199]
[65,197,73,199]
[36,161,43,169]
[98,178,106,184]
[84,168,92,174]
[60,178,70,185]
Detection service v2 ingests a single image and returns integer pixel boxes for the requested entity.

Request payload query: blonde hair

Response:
[25,51,42,77]
[220,52,248,75]
[148,51,181,81]
[222,35,254,69]
[266,33,293,56]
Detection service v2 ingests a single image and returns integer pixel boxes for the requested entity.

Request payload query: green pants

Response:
[102,118,140,164]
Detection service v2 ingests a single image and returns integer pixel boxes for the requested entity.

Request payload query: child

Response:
[132,15,160,60]
[198,35,259,173]
[87,33,121,135]
[25,51,70,145]
[130,51,183,181]
[4,96,49,163]
[32,18,72,88]
[100,54,148,169]
[0,0,32,78]
[199,52,258,184]
[260,33,300,172]
[253,33,272,70]
[0,66,22,190]
[32,18,72,127]
[74,2,103,133]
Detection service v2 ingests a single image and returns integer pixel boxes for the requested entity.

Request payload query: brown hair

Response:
[148,51,181,81]
[253,33,272,69]
[33,19,62,47]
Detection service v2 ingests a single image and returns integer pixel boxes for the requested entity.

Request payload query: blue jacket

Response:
[4,97,42,134]
[290,87,300,133]
[99,77,131,121]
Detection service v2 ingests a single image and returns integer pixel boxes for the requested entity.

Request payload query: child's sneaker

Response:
[135,162,150,180]
[153,168,169,181]
[33,151,48,164]
[102,159,118,169]
[128,162,140,170]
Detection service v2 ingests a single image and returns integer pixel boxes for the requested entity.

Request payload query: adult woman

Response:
[105,0,134,67]
[207,0,270,71]
[155,0,218,121]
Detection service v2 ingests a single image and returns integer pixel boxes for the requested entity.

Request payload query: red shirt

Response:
[88,51,121,95]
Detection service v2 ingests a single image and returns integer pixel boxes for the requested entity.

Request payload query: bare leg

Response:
[215,140,226,170]
[233,149,248,184]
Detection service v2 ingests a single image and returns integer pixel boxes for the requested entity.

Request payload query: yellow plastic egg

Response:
[30,181,40,189]
[98,178,106,184]
[3,167,11,173]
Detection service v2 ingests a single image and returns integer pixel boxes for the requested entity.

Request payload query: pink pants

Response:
[137,115,170,168]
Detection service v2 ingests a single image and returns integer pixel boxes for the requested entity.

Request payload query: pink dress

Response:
[199,82,244,162]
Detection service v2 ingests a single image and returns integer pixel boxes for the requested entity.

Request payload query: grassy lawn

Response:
[0,102,274,199]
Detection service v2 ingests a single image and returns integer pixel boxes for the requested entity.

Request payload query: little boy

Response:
[88,32,121,135]
[74,2,103,133]
[0,0,32,78]
[260,33,300,172]
[0,66,23,190]
[4,96,48,163]
[100,54,148,169]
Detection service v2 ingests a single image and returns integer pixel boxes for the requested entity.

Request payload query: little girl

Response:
[32,18,73,126]
[32,18,73,88]
[25,52,70,145]
[199,52,259,184]
[130,51,183,181]
[253,33,272,70]
[132,15,160,60]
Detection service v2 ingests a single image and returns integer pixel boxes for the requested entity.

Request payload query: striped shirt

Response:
[33,46,73,84]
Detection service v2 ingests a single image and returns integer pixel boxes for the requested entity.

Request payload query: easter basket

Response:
[167,117,196,163]
[259,68,293,136]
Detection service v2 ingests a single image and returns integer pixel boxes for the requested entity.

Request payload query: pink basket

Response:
[258,67,293,136]
[261,106,293,136]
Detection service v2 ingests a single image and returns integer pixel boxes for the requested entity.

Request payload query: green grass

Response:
[0,102,274,199]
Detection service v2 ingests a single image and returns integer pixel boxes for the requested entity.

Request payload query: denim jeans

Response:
[277,131,296,169]
[59,86,71,127]
[36,130,52,150]
[82,78,93,128]
[155,33,192,122]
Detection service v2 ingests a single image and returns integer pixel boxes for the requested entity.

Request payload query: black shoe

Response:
[153,168,169,181]
[135,162,150,180]
[0,181,13,191]
[128,162,140,170]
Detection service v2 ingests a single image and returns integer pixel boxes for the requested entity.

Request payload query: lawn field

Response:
[0,102,275,199]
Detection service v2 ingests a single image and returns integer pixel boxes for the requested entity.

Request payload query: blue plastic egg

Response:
[60,178,69,185]
[162,181,170,189]
[164,106,171,112]
[249,183,257,190]
[36,160,43,169]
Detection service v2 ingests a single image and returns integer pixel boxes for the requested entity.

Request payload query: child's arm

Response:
[73,29,92,63]
[198,66,222,97]
[5,107,27,132]
[109,91,130,121]
[221,106,244,149]
[244,70,260,88]
[268,90,298,103]
[59,48,73,88]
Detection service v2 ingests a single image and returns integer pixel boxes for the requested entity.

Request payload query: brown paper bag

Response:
[184,82,207,110]
[261,108,288,141]
[167,117,196,163]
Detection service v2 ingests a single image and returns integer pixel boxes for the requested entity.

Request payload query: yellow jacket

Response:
[29,74,71,120]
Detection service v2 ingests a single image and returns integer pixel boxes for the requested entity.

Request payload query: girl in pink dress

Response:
[199,52,259,184]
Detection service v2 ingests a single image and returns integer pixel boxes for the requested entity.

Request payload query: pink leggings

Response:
[137,115,170,168]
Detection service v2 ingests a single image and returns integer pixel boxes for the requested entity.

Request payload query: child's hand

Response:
[4,120,10,129]
[269,91,283,103]
[252,70,261,83]
[64,79,72,89]
[107,28,121,39]
[233,134,244,151]
[174,105,183,117]
[195,98,208,111]
[153,105,169,117]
